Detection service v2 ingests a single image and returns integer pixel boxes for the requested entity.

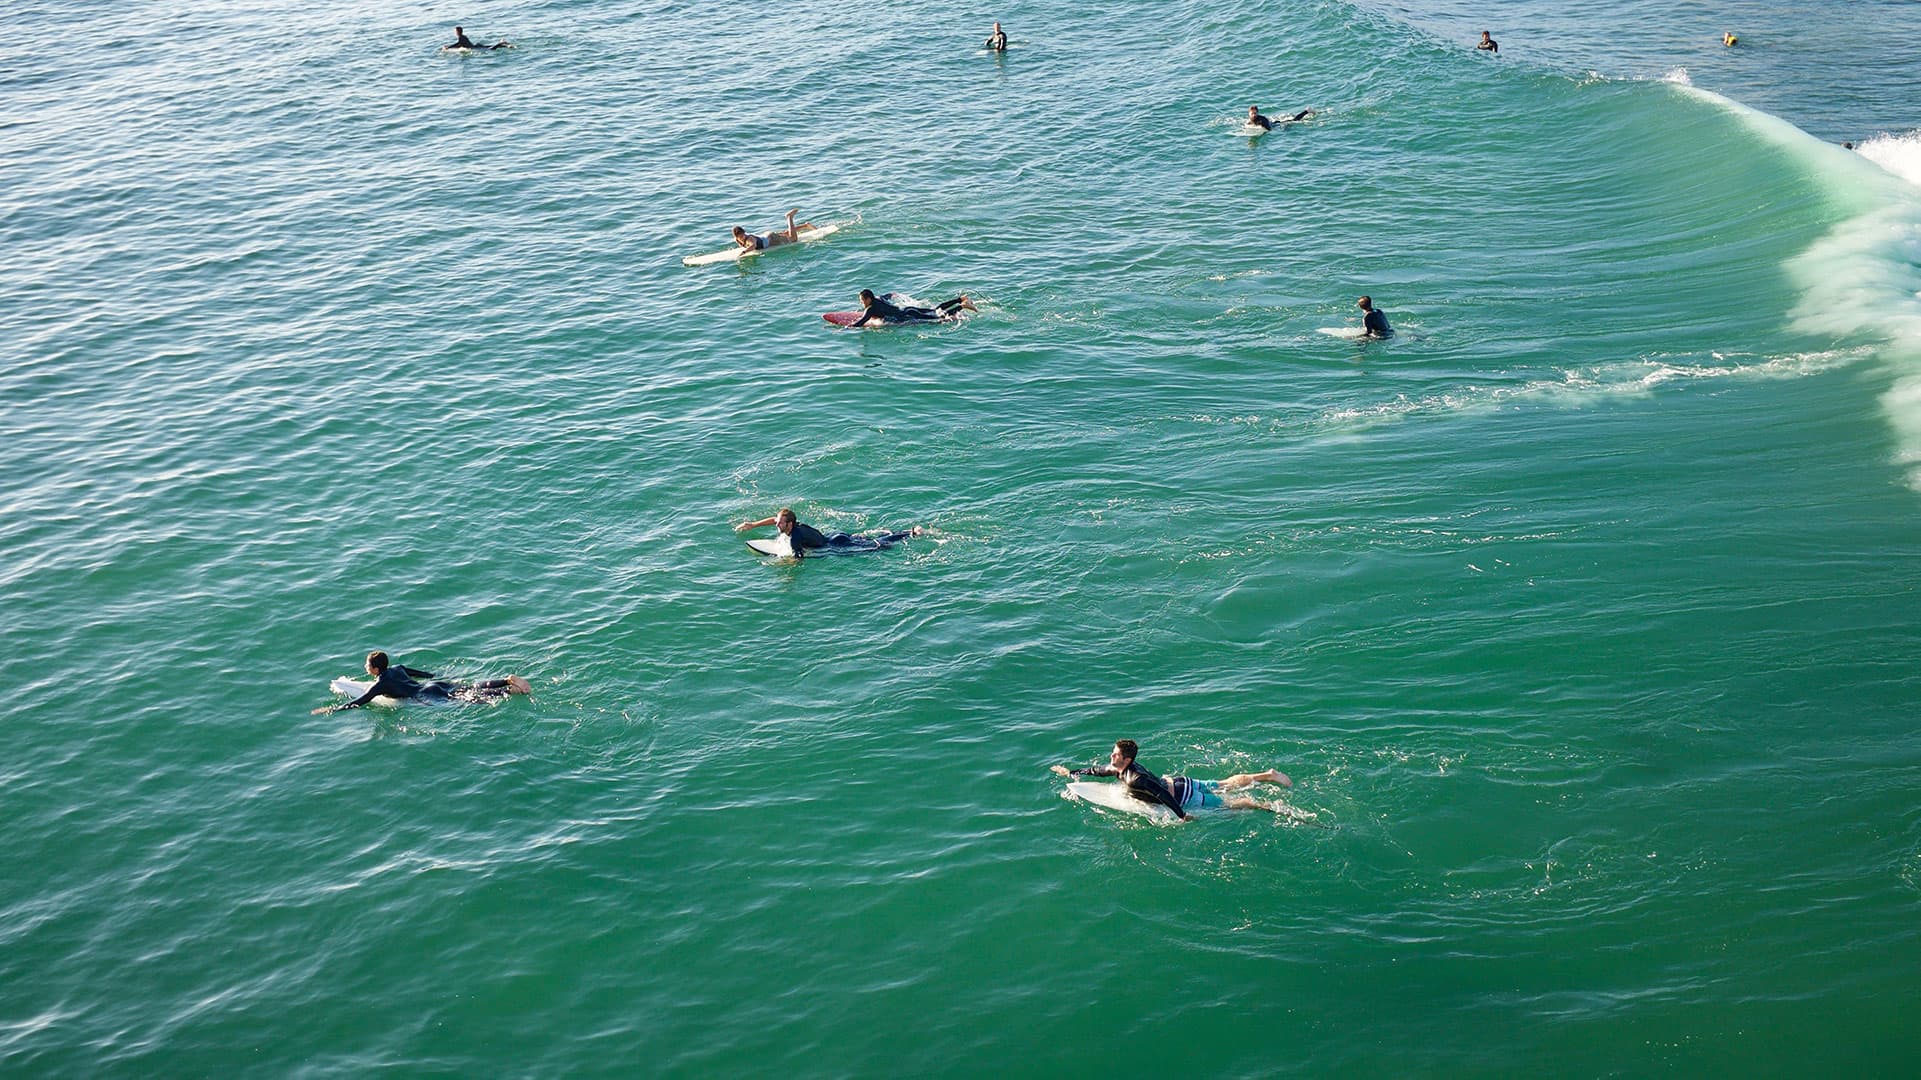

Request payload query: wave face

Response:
[3,0,1919,1075]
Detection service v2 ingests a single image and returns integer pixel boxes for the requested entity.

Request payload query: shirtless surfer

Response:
[846,289,976,327]
[732,210,815,253]
[735,507,924,558]
[313,651,531,713]
[1051,739,1294,819]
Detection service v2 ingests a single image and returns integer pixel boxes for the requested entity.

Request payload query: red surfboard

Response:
[823,311,864,326]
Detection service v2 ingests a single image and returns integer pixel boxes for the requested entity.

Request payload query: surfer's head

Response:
[858,289,876,307]
[366,650,390,675]
[1248,105,1259,117]
[1112,739,1139,768]
[776,508,797,534]
[1357,295,1374,311]
[732,226,747,240]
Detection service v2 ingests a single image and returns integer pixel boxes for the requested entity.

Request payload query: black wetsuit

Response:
[782,521,916,557]
[1252,109,1313,130]
[337,665,515,710]
[451,32,509,50]
[1069,761,1189,820]
[850,294,969,327]
[1476,37,1499,54]
[1362,307,1391,338]
[987,31,1008,51]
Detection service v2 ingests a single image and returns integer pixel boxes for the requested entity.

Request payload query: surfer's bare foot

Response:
[959,295,978,313]
[910,525,925,537]
[507,675,532,695]
[1255,769,1292,787]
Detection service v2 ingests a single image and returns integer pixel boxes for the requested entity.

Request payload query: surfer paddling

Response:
[1052,740,1294,820]
[447,25,511,50]
[733,210,815,254]
[845,289,976,327]
[735,507,924,558]
[1247,105,1313,130]
[1358,295,1392,338]
[313,651,531,714]
[985,22,1008,51]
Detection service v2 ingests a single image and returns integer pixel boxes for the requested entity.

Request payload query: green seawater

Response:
[5,0,1921,1073]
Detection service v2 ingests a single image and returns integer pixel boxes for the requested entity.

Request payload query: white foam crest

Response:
[1668,83,1921,485]
[1788,210,1921,479]
[1855,130,1921,191]
[1660,67,1692,86]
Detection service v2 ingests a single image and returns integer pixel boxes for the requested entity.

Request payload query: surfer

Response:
[1476,30,1499,54]
[735,507,924,557]
[312,651,531,714]
[847,289,976,327]
[1358,295,1392,338]
[1051,740,1293,819]
[447,26,511,50]
[985,22,1008,51]
[1247,105,1313,130]
[1723,31,1738,47]
[732,210,814,253]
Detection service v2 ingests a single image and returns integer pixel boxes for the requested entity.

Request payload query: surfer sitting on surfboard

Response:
[1358,295,1392,338]
[847,289,977,327]
[312,651,531,714]
[985,22,1008,51]
[1248,105,1313,131]
[1476,30,1499,54]
[1051,739,1293,818]
[733,210,815,253]
[735,507,923,558]
[447,25,511,50]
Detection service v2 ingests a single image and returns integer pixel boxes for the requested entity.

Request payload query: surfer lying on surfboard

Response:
[312,651,531,713]
[1248,104,1313,130]
[735,507,924,558]
[844,289,977,327]
[733,210,815,254]
[446,25,512,50]
[1051,739,1293,819]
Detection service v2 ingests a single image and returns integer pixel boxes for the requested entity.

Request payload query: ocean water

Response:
[5,0,1920,1073]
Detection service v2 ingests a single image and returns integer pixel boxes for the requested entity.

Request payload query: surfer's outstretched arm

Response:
[736,516,778,532]
[314,685,380,714]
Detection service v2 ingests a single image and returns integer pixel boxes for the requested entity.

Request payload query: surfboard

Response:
[1238,124,1272,137]
[327,677,409,706]
[1064,781,1182,824]
[682,223,841,267]
[1316,326,1370,339]
[745,537,897,557]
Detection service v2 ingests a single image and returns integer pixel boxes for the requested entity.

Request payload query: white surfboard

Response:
[745,536,899,557]
[682,222,842,267]
[1064,781,1182,824]
[1317,325,1369,339]
[327,677,408,706]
